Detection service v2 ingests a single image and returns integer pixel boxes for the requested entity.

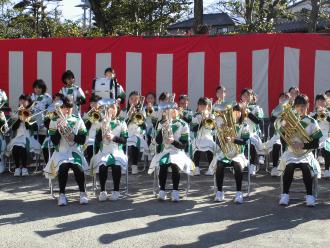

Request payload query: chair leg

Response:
[153,168,159,197]
[185,173,190,199]
[49,178,56,199]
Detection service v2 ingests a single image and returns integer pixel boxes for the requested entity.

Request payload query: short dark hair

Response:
[61,70,75,84]
[179,94,189,101]
[61,96,74,108]
[129,91,140,98]
[33,79,47,94]
[159,92,169,102]
[240,88,253,96]
[294,94,309,106]
[288,86,299,93]
[216,86,226,92]
[89,94,102,103]
[104,67,113,74]
[146,92,156,100]
[325,89,330,95]
[197,97,208,106]
[53,93,64,101]
[19,94,33,107]
[315,94,326,102]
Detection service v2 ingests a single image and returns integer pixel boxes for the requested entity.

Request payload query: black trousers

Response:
[85,145,94,164]
[128,146,140,165]
[58,163,85,194]
[216,161,243,192]
[249,144,258,165]
[159,163,180,190]
[272,143,285,168]
[321,148,330,170]
[282,163,313,195]
[98,165,122,191]
[193,150,213,168]
[12,146,27,169]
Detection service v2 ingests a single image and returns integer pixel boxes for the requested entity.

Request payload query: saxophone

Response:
[214,102,241,159]
[274,101,312,156]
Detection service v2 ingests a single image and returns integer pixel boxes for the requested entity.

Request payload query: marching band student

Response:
[239,88,263,175]
[148,102,194,202]
[83,94,102,164]
[178,94,193,125]
[59,70,86,115]
[145,92,158,159]
[311,94,330,178]
[30,79,52,145]
[267,92,289,176]
[211,103,250,204]
[119,91,147,174]
[214,86,226,105]
[278,94,322,207]
[103,67,126,104]
[41,93,64,165]
[90,99,128,201]
[0,89,8,173]
[288,86,300,104]
[191,97,215,176]
[43,96,89,206]
[7,95,41,176]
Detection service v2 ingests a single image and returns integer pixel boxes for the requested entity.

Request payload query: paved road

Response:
[1,167,330,248]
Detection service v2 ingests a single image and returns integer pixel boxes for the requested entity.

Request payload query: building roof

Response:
[167,13,235,30]
[276,19,329,32]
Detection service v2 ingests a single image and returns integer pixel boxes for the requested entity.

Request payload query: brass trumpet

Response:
[316,107,327,121]
[129,95,146,125]
[86,107,101,123]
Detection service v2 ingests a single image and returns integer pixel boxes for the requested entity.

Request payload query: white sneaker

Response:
[14,168,21,177]
[79,192,88,205]
[131,165,138,175]
[204,168,213,176]
[234,191,244,204]
[171,190,180,202]
[158,190,167,201]
[194,167,200,176]
[271,167,280,177]
[249,164,256,176]
[259,156,265,165]
[306,195,316,207]
[58,194,67,206]
[98,191,108,202]
[279,193,289,206]
[21,168,29,176]
[110,191,120,201]
[324,170,330,178]
[214,191,225,202]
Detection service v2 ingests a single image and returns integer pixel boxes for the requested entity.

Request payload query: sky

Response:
[58,0,218,21]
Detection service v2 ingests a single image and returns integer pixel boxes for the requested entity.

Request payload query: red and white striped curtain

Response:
[1,34,330,116]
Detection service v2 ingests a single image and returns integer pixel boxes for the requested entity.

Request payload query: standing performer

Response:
[277,94,322,207]
[119,91,147,174]
[311,94,330,178]
[59,70,86,115]
[7,95,41,176]
[191,97,216,176]
[90,99,128,201]
[0,89,8,173]
[43,96,89,206]
[148,102,194,202]
[83,95,102,164]
[210,103,250,203]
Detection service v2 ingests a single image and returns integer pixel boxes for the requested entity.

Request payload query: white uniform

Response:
[148,118,195,175]
[59,85,86,115]
[43,114,88,179]
[90,119,128,175]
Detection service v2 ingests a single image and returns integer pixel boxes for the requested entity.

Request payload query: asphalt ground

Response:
[1,164,330,248]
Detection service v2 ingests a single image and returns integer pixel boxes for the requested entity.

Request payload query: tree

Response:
[193,0,204,34]
[89,0,191,36]
[308,0,320,32]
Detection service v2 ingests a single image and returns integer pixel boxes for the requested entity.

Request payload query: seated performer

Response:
[214,86,226,105]
[144,92,158,159]
[83,94,102,164]
[310,94,330,178]
[277,94,322,207]
[118,91,147,174]
[43,96,89,206]
[210,103,250,204]
[0,89,8,173]
[90,98,128,201]
[191,97,215,176]
[7,95,41,177]
[59,70,86,115]
[148,102,194,202]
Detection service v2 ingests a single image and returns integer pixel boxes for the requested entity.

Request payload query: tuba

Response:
[213,102,241,159]
[274,100,312,156]
[86,107,101,123]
